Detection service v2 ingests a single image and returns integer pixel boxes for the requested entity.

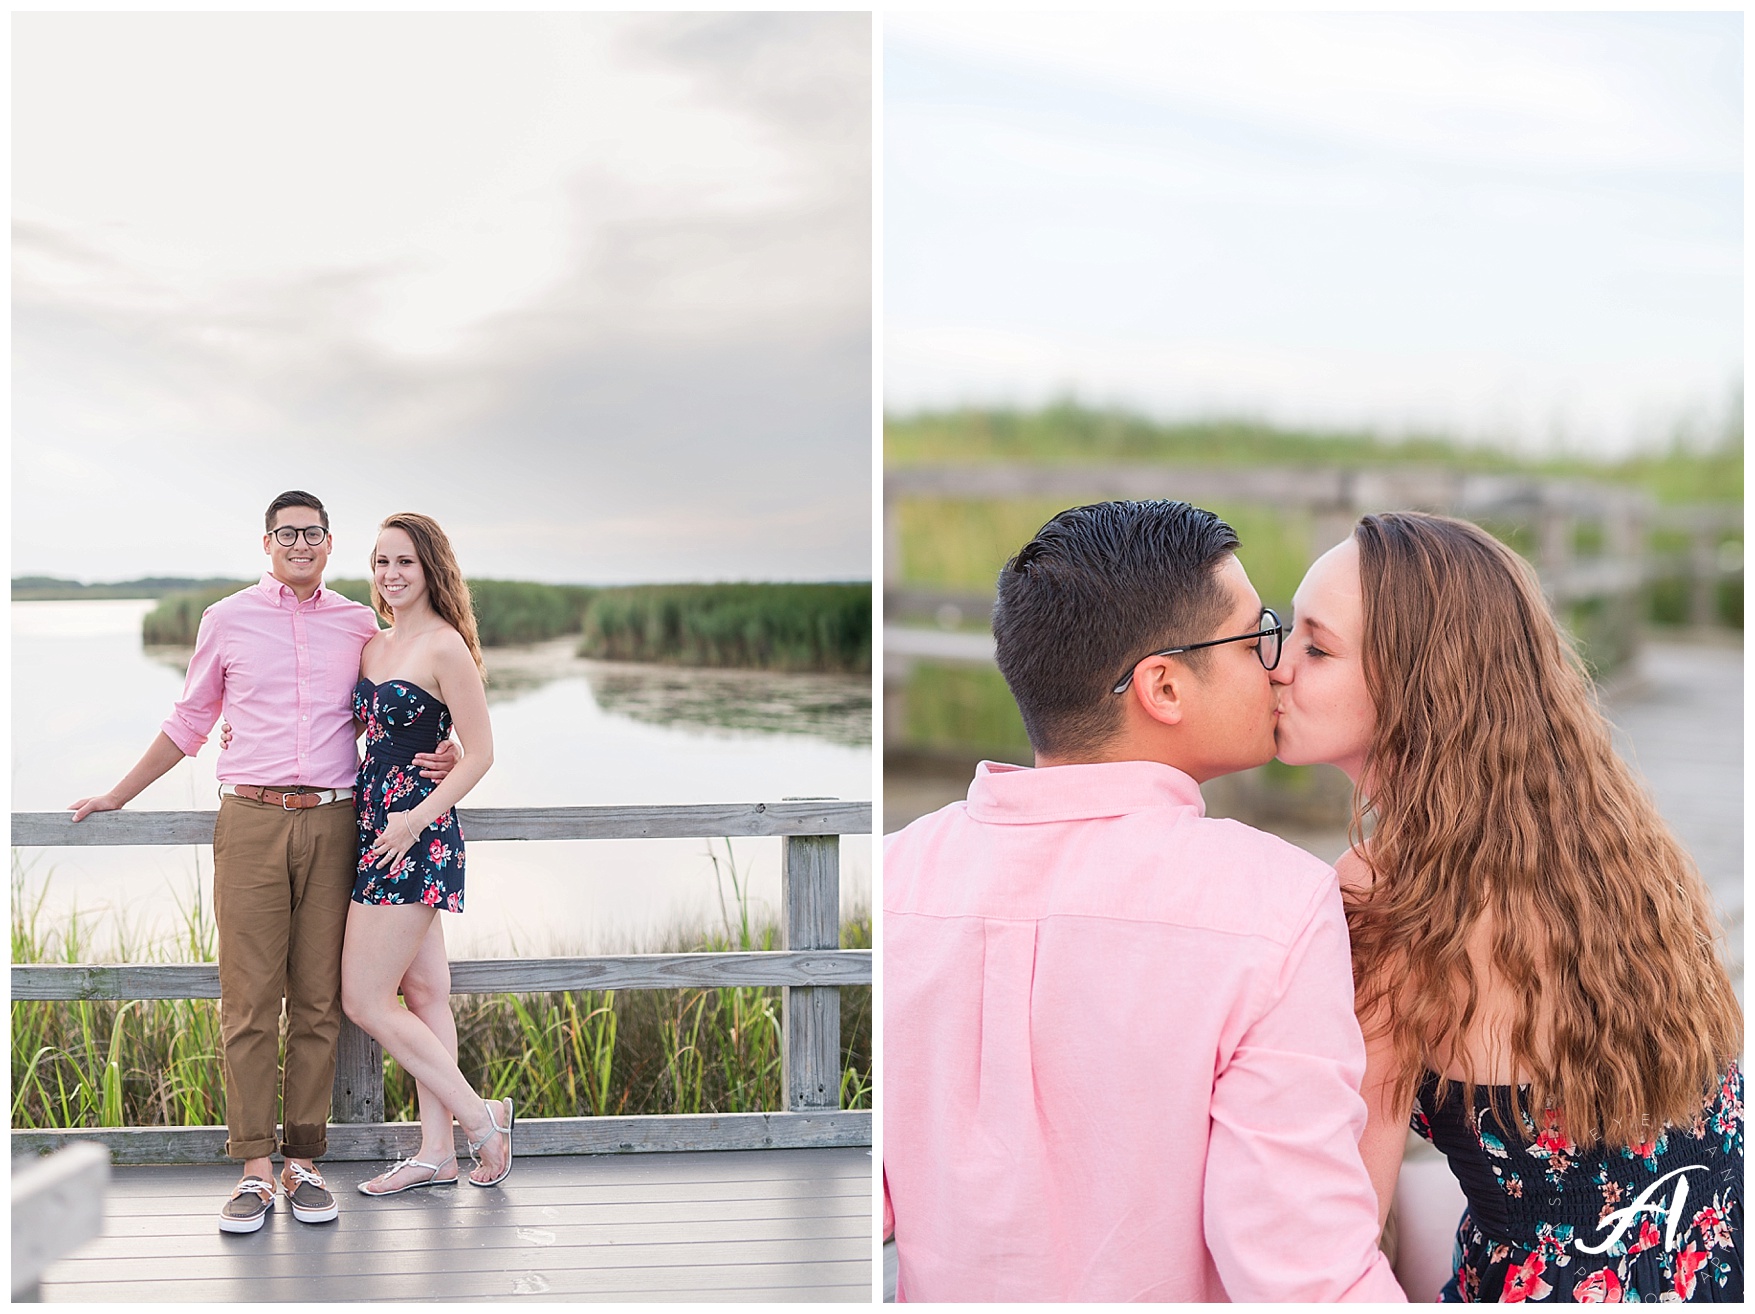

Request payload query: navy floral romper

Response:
[1413,1063,1742,1302]
[351,677,465,913]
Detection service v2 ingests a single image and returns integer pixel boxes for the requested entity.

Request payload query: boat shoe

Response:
[218,1177,276,1234]
[280,1162,339,1223]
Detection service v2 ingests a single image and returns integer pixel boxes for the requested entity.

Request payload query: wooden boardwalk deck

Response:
[29,1147,873,1303]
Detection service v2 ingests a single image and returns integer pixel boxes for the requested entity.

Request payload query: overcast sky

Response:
[15,12,871,584]
[886,11,1741,457]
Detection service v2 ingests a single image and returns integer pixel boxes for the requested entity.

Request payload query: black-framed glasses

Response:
[1111,607,1283,694]
[271,525,329,547]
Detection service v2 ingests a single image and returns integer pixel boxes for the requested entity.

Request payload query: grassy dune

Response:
[885,402,1745,506]
[887,405,1742,761]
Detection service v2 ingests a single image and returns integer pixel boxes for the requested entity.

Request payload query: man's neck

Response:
[1035,734,1210,781]
[271,570,323,603]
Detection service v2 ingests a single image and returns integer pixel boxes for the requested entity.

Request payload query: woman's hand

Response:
[219,720,234,751]
[370,810,427,871]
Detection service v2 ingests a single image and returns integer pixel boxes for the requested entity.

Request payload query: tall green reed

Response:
[13,848,872,1130]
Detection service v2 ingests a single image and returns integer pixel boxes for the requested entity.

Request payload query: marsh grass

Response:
[11,849,872,1131]
[579,583,871,674]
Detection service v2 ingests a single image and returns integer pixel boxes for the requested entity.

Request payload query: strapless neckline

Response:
[355,675,449,711]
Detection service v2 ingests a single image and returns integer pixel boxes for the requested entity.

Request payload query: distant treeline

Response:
[579,583,872,674]
[136,577,871,673]
[12,575,248,601]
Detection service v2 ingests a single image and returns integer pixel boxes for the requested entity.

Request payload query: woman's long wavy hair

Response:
[371,512,487,681]
[1345,511,1740,1146]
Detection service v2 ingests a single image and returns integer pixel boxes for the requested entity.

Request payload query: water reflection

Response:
[20,601,873,955]
[586,665,870,745]
[150,635,872,745]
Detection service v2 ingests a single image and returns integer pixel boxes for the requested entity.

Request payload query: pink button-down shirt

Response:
[882,759,1405,1303]
[161,573,381,789]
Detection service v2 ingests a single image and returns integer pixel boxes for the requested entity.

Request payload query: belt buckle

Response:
[282,790,308,811]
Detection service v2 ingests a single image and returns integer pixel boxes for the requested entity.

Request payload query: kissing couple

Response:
[883,498,1741,1302]
[73,490,515,1233]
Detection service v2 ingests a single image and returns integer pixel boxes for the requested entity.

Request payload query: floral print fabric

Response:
[350,677,465,913]
[1414,1064,1742,1302]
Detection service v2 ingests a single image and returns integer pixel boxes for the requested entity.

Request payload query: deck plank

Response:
[31,1149,873,1303]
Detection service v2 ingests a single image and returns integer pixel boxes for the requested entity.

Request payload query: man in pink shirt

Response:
[882,499,1405,1302]
[71,491,451,1234]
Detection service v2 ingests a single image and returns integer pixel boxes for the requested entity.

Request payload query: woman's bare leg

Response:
[359,916,463,1190]
[400,916,460,1171]
[342,903,509,1183]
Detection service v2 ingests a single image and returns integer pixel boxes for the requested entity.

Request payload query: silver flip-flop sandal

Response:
[358,1153,459,1196]
[467,1098,515,1188]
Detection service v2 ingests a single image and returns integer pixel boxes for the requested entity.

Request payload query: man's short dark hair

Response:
[265,491,329,533]
[992,499,1241,759]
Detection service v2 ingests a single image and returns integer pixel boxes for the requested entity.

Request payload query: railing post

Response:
[11,1143,109,1301]
[1689,525,1719,629]
[332,1019,384,1124]
[781,820,841,1111]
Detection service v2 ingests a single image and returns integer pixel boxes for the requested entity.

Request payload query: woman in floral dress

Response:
[341,512,514,1194]
[1270,511,1741,1301]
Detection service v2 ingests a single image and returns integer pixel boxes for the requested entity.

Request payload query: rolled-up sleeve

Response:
[161,605,225,757]
[1203,881,1407,1302]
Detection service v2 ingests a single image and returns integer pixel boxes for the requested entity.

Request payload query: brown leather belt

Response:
[225,784,353,810]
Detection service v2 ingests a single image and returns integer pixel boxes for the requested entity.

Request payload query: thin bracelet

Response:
[402,816,420,844]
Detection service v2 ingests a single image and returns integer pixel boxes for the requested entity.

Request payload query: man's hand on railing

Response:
[67,793,122,824]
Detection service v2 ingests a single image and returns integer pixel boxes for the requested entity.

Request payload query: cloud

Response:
[13,12,872,584]
[883,13,1740,455]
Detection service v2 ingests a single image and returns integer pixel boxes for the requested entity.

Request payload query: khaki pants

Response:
[212,793,357,1160]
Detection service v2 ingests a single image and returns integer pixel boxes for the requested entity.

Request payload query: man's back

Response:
[882,759,1403,1302]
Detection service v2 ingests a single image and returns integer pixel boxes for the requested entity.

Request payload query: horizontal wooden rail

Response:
[11,1110,873,1165]
[13,951,872,1000]
[12,801,873,1154]
[11,800,872,848]
[884,461,1652,517]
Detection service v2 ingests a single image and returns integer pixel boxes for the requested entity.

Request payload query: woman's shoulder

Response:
[1335,845,1376,897]
[424,623,473,665]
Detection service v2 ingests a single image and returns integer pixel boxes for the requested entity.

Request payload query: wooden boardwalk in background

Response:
[31,1148,872,1303]
[1601,639,1743,998]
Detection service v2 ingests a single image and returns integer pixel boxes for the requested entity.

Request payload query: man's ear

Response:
[1128,655,1189,728]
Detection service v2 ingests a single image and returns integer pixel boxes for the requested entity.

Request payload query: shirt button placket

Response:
[294,605,309,780]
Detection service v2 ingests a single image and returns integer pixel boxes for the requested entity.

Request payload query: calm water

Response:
[12,600,873,956]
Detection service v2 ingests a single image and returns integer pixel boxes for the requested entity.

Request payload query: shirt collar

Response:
[256,571,330,608]
[965,758,1206,825]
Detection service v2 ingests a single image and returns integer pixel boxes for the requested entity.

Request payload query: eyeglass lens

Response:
[1258,610,1281,670]
[273,526,328,546]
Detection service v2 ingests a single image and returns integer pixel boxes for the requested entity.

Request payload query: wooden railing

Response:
[10,800,872,1164]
